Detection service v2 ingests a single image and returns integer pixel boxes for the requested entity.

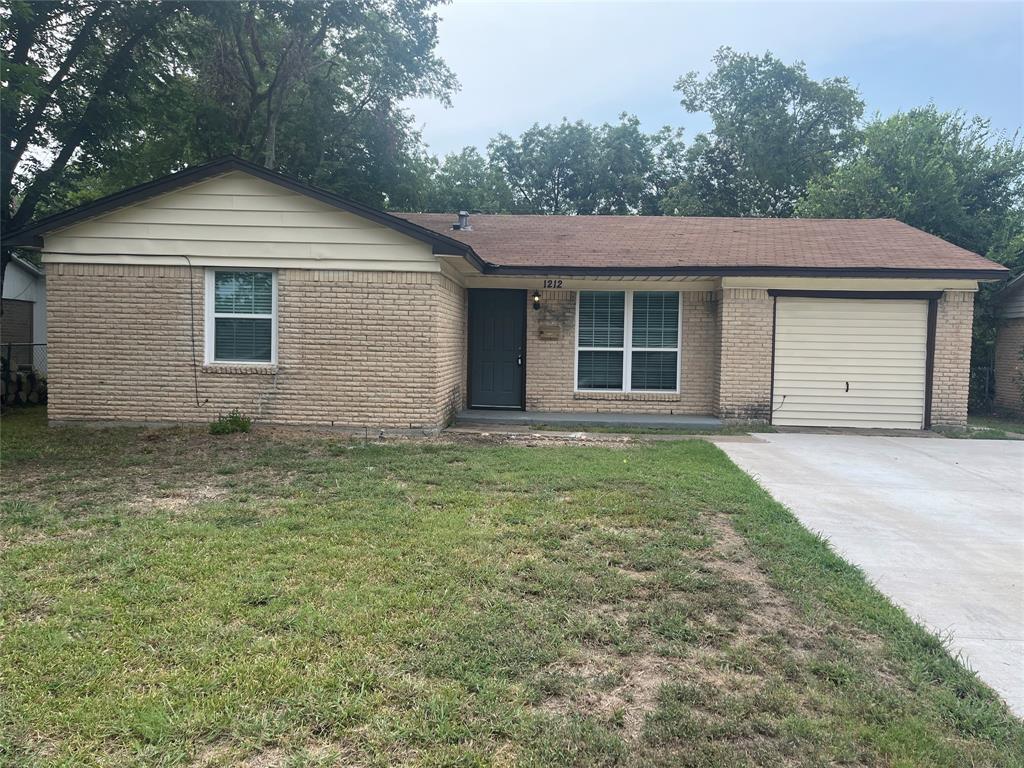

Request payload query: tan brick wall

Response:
[994,316,1024,415]
[434,273,467,424]
[524,289,716,414]
[46,264,464,430]
[930,290,974,426]
[716,288,773,421]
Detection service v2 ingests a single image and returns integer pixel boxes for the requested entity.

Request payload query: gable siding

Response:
[43,172,439,271]
[1002,285,1024,319]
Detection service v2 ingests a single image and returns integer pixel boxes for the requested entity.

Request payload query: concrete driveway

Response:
[717,433,1024,716]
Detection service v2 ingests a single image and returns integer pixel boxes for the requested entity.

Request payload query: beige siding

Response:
[43,172,439,271]
[772,299,928,429]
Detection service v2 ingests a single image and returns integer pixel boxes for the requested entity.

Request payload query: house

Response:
[993,273,1024,415]
[3,157,1009,431]
[1,254,47,373]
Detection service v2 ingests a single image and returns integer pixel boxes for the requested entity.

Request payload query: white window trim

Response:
[574,289,681,394]
[204,268,278,366]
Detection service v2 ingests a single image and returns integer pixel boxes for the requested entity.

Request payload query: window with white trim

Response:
[205,270,276,364]
[576,290,679,391]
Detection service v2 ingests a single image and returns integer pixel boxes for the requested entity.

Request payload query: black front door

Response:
[468,289,525,409]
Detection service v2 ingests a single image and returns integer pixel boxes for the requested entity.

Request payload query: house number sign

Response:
[542,279,563,288]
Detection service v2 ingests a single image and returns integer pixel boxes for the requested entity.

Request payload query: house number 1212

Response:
[542,279,563,288]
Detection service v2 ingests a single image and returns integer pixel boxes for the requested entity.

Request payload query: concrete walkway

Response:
[455,409,721,429]
[716,433,1024,716]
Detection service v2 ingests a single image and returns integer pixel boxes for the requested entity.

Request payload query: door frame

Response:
[466,288,527,410]
[766,290,941,428]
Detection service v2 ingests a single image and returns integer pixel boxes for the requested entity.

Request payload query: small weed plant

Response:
[209,409,252,435]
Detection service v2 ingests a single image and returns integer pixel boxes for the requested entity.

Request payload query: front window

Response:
[576,290,679,391]
[205,270,276,364]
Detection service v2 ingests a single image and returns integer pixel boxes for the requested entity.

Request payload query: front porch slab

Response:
[454,409,722,430]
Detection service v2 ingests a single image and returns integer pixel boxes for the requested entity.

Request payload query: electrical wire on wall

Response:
[182,255,204,409]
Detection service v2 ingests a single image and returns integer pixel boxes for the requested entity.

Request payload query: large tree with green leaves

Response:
[428,116,684,215]
[1,0,454,287]
[798,107,1024,259]
[663,47,863,216]
[1,1,182,234]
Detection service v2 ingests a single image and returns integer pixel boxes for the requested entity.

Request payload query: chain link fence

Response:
[2,343,47,374]
[1,343,47,407]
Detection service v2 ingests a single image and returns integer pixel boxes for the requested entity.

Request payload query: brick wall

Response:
[46,264,463,430]
[716,288,773,421]
[930,290,974,426]
[524,289,716,414]
[434,273,467,424]
[993,317,1024,415]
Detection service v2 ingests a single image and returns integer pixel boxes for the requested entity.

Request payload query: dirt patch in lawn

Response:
[129,484,229,515]
[532,510,891,740]
[538,647,672,740]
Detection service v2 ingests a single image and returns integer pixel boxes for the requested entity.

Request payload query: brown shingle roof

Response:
[396,213,1007,277]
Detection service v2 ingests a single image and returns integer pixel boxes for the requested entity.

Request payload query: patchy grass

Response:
[2,406,1021,767]
[936,414,1024,440]
[967,414,1024,435]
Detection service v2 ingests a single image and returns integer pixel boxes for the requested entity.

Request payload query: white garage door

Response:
[772,298,929,429]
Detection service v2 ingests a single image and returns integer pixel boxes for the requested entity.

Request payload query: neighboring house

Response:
[2,157,1009,431]
[1,254,47,373]
[993,273,1024,415]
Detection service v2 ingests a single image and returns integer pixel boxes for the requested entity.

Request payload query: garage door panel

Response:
[772,298,928,429]
[773,416,924,429]
[774,348,927,361]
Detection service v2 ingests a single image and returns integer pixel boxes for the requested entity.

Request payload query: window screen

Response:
[630,292,678,390]
[210,271,274,363]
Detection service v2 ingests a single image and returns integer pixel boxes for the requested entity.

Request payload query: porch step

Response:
[454,409,722,430]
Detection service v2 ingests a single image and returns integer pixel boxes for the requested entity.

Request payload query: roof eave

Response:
[474,264,1009,280]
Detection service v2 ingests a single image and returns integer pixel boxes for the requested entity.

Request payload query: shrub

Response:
[209,410,252,435]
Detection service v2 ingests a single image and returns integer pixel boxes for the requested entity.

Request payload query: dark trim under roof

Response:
[2,156,484,267]
[471,264,1005,280]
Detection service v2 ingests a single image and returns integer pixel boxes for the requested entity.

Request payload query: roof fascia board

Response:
[475,264,1008,280]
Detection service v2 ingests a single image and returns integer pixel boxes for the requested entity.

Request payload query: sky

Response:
[404,0,1024,157]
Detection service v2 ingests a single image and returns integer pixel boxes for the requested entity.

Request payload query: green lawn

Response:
[2,407,1021,767]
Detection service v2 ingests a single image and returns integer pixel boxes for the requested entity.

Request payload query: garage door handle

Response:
[845,381,849,392]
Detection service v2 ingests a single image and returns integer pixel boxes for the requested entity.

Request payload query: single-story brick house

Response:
[993,273,1024,415]
[4,157,1009,431]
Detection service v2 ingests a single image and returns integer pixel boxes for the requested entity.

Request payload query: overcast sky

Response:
[404,0,1024,157]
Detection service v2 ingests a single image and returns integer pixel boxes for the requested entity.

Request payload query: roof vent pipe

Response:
[453,211,471,231]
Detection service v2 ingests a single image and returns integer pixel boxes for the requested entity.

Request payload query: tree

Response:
[798,106,1024,409]
[664,47,863,216]
[487,120,603,214]
[599,115,684,215]
[798,107,1024,256]
[1,0,456,288]
[420,147,513,213]
[1,1,183,286]
[449,115,682,215]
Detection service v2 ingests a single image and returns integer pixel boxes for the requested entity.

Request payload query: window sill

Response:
[574,391,680,402]
[202,364,278,375]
